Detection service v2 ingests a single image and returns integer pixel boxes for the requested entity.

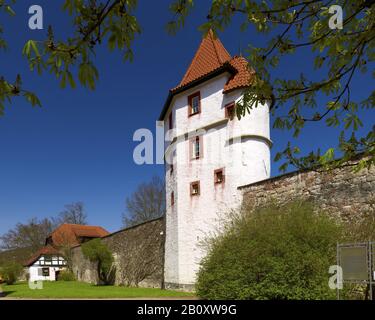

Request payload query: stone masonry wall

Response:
[239,161,375,221]
[72,217,165,288]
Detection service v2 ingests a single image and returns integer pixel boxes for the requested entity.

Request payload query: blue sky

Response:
[0,1,373,235]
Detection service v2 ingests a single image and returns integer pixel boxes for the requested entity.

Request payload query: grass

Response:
[0,281,195,299]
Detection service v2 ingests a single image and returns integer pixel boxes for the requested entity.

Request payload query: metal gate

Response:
[337,242,375,300]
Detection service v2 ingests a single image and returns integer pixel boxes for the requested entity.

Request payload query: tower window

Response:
[171,192,174,206]
[214,168,225,184]
[170,164,174,175]
[190,136,202,159]
[188,92,201,116]
[225,102,236,120]
[190,181,200,196]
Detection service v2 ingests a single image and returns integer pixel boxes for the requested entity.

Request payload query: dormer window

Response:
[190,181,200,196]
[214,168,225,184]
[225,102,236,120]
[188,92,201,116]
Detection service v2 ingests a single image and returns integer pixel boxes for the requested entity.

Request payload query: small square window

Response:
[214,168,225,184]
[42,268,50,277]
[188,92,201,116]
[190,181,200,196]
[225,102,236,120]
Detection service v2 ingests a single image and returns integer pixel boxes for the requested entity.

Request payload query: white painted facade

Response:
[163,72,271,289]
[28,255,67,282]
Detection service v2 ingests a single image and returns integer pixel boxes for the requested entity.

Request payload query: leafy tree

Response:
[0,247,35,266]
[122,176,165,227]
[1,1,373,171]
[196,201,343,300]
[168,0,374,171]
[0,0,141,114]
[81,238,114,285]
[56,201,88,225]
[0,217,54,252]
[0,261,23,285]
[0,201,88,265]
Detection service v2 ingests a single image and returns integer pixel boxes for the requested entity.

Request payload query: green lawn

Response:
[0,281,195,299]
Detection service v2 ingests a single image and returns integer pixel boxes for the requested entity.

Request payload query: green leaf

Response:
[5,5,16,16]
[67,71,76,89]
[23,92,41,107]
[320,148,335,164]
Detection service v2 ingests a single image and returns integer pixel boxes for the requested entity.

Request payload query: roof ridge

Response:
[209,30,222,66]
[209,30,230,64]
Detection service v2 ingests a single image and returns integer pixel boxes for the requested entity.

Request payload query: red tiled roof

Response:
[224,56,255,93]
[24,245,61,267]
[47,224,110,247]
[160,31,254,120]
[171,30,253,93]
[175,29,231,90]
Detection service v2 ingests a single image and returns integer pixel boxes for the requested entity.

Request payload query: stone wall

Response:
[72,217,165,288]
[239,161,375,221]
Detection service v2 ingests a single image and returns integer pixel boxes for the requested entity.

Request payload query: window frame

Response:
[189,136,203,160]
[214,168,225,184]
[190,181,200,196]
[42,267,50,277]
[190,136,203,160]
[225,102,236,120]
[188,92,201,116]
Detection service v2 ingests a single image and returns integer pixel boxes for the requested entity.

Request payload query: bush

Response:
[58,270,76,281]
[0,261,23,285]
[82,238,114,285]
[196,201,344,300]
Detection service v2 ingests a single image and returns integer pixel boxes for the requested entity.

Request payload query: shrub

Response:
[0,261,23,285]
[82,238,114,285]
[58,270,76,281]
[196,201,344,300]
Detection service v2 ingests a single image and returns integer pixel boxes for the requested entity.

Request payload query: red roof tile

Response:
[224,56,255,93]
[47,224,110,247]
[24,245,61,267]
[175,30,231,91]
[159,31,254,120]
[171,30,253,93]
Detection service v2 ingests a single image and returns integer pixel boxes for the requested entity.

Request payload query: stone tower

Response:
[159,31,272,290]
